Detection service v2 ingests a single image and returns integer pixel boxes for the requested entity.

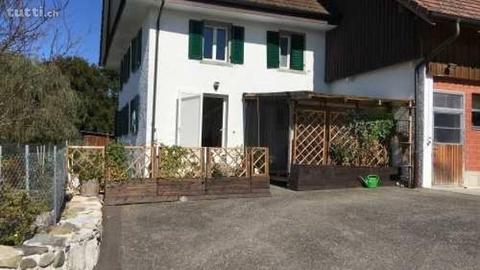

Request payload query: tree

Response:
[52,56,120,134]
[0,53,78,144]
[0,0,71,55]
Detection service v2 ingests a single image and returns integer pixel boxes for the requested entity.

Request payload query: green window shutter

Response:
[230,26,244,64]
[290,34,305,71]
[131,37,137,72]
[136,29,142,68]
[267,31,279,69]
[189,20,203,60]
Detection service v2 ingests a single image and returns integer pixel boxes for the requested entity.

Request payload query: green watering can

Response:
[360,175,381,188]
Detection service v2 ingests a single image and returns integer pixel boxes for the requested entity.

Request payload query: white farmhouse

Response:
[100,0,333,147]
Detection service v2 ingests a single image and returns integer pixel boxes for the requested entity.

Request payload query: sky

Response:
[38,0,102,64]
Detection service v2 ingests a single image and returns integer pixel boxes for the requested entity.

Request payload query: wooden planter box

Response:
[105,180,160,205]
[105,176,271,205]
[290,165,397,191]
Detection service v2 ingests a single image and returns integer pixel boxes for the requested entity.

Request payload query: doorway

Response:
[177,93,228,147]
[202,96,225,147]
[432,91,464,186]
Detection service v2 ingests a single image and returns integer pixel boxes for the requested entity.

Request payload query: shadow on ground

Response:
[96,187,480,270]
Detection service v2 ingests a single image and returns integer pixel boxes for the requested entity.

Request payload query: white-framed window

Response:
[472,94,480,129]
[279,35,290,68]
[433,92,464,144]
[203,25,228,62]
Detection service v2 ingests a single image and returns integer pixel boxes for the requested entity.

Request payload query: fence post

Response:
[0,145,2,183]
[53,146,58,221]
[25,145,30,194]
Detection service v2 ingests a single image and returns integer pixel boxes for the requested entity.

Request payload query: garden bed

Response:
[104,176,271,206]
[290,165,397,191]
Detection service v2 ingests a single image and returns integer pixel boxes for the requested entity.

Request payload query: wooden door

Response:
[432,92,464,186]
[433,145,463,185]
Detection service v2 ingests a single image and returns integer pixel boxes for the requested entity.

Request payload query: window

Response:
[203,26,227,61]
[267,31,304,71]
[279,35,290,68]
[473,94,480,128]
[120,48,131,86]
[131,29,142,72]
[189,20,244,64]
[433,92,464,144]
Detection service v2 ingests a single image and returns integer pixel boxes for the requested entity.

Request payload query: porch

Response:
[244,91,414,190]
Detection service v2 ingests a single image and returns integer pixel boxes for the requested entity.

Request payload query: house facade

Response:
[325,0,480,188]
[101,0,480,190]
[101,0,333,148]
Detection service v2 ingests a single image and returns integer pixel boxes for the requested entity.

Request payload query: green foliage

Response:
[330,109,395,166]
[77,153,104,183]
[105,141,128,181]
[52,56,120,134]
[330,144,357,166]
[159,145,200,179]
[0,186,47,246]
[351,110,395,147]
[0,53,79,144]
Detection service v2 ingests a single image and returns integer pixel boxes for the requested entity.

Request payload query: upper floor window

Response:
[267,31,305,71]
[203,25,227,61]
[189,20,244,64]
[473,94,480,128]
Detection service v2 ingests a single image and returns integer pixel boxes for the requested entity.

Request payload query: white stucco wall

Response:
[150,8,328,146]
[327,61,416,100]
[117,12,157,146]
[417,65,434,188]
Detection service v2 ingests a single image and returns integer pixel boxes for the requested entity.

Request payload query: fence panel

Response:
[0,145,67,222]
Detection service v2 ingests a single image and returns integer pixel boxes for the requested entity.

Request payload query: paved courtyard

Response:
[96,187,480,270]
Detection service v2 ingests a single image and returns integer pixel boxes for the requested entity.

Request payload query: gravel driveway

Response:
[96,187,480,270]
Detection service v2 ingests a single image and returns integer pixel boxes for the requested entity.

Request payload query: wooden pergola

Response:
[243,91,415,190]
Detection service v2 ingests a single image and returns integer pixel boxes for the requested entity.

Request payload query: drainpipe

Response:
[151,0,165,146]
[413,19,461,188]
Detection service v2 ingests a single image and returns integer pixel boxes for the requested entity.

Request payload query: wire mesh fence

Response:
[0,145,67,222]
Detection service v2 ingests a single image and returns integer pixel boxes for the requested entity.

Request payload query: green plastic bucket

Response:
[361,175,380,188]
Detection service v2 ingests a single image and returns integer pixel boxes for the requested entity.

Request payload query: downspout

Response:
[413,19,460,188]
[151,0,165,145]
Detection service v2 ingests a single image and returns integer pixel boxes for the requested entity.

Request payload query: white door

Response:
[178,94,202,147]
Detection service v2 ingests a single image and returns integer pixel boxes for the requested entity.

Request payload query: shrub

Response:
[105,141,128,181]
[0,186,47,245]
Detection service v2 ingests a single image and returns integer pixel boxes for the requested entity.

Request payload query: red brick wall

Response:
[434,78,480,171]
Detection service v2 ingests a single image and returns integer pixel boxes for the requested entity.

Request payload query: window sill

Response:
[200,59,234,67]
[277,68,307,75]
[473,126,480,131]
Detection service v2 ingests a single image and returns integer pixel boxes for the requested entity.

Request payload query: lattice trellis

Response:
[67,146,105,180]
[124,146,153,179]
[294,109,327,165]
[328,112,360,165]
[251,147,268,176]
[208,148,248,178]
[157,147,203,179]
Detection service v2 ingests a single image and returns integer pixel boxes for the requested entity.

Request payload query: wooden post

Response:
[0,145,2,183]
[265,147,270,176]
[53,146,58,221]
[25,145,30,194]
[246,148,252,193]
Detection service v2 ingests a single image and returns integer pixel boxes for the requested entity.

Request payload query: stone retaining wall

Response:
[0,196,102,270]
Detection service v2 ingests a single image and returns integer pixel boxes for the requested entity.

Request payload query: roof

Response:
[398,0,480,23]
[201,0,329,17]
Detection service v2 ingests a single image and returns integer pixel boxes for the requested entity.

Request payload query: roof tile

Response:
[403,0,480,22]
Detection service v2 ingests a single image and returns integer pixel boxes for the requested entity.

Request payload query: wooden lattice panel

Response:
[124,146,153,179]
[208,148,247,178]
[328,112,359,165]
[158,147,203,179]
[67,146,105,179]
[251,147,268,176]
[294,109,326,165]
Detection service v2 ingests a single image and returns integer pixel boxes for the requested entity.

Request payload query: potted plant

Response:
[79,153,103,196]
